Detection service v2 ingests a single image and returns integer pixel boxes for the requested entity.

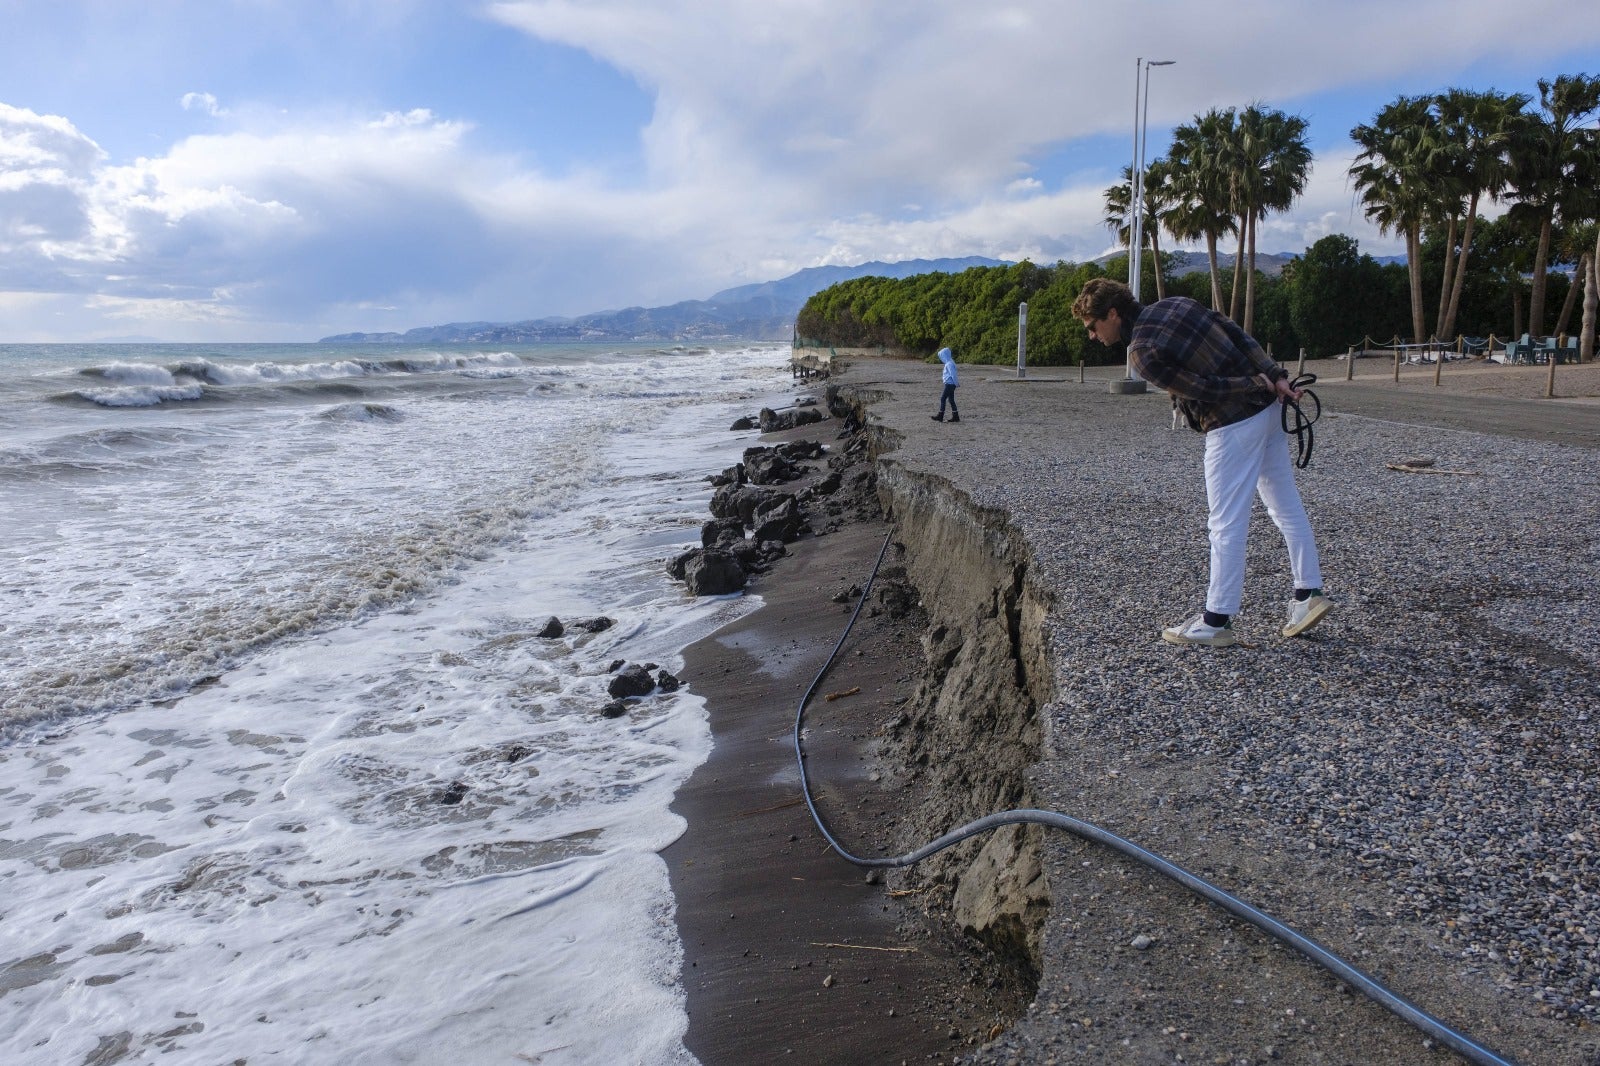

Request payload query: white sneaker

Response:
[1161,612,1236,647]
[1282,594,1332,638]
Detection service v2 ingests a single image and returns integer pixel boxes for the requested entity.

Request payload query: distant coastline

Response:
[320,256,1011,343]
[321,250,1349,345]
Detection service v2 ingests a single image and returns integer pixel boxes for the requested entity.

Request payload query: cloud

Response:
[0,104,104,261]
[482,0,1588,273]
[0,98,743,338]
[0,102,503,336]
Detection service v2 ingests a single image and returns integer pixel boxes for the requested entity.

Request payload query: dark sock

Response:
[1293,587,1322,602]
[1202,610,1230,628]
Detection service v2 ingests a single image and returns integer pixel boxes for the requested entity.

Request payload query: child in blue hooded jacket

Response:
[932,347,960,422]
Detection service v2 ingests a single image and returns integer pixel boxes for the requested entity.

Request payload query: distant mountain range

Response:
[319,256,1008,344]
[320,249,1381,344]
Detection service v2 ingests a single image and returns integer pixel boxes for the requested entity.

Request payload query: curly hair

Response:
[1071,277,1142,325]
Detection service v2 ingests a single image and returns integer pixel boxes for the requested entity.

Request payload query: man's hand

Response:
[1257,373,1303,402]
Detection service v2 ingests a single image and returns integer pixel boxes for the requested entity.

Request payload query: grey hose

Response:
[793,528,1517,1066]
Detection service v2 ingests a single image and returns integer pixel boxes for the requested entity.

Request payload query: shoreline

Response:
[664,414,1032,1062]
[667,356,1600,1064]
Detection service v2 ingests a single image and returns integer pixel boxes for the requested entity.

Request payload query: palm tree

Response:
[1551,140,1599,342]
[1102,166,1135,296]
[1141,162,1174,302]
[1165,109,1239,311]
[1230,104,1313,334]
[1102,161,1171,301]
[1350,95,1444,343]
[1432,88,1528,340]
[1552,223,1597,338]
[1584,225,1599,362]
[1504,74,1600,337]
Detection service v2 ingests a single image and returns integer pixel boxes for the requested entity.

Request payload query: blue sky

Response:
[2,0,1597,342]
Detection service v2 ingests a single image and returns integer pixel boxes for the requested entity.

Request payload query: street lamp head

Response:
[1149,60,1175,67]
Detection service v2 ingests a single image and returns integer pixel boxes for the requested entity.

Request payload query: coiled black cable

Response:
[1282,372,1321,468]
[792,527,1517,1066]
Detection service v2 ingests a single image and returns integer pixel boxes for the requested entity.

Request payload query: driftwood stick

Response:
[737,797,806,817]
[1386,463,1477,476]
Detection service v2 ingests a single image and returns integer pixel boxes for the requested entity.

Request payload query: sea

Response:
[0,340,800,1064]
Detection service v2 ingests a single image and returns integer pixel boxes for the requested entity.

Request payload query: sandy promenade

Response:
[669,355,1599,1065]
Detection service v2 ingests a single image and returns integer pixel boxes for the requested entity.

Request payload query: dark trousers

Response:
[938,383,958,416]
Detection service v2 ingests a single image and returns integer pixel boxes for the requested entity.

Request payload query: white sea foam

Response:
[68,352,534,407]
[74,382,208,407]
[189,356,370,385]
[0,533,750,1062]
[0,340,795,1064]
[81,360,181,385]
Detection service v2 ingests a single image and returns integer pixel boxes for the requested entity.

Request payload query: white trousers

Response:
[1202,402,1322,615]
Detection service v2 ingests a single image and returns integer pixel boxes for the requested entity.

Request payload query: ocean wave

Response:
[72,382,208,408]
[0,454,129,482]
[1,343,787,736]
[78,361,183,386]
[73,351,529,393]
[316,402,406,423]
[59,363,489,409]
[172,357,370,386]
[0,444,611,734]
[0,426,195,479]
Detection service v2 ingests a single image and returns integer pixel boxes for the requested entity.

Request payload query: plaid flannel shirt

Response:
[1128,297,1286,433]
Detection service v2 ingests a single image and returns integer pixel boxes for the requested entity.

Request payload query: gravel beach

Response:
[673,354,1599,1065]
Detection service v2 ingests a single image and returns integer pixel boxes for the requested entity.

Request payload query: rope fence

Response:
[1334,332,1585,398]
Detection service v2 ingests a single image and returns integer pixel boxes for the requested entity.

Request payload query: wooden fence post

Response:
[1296,347,1306,378]
[1346,345,1355,380]
[1392,336,1401,383]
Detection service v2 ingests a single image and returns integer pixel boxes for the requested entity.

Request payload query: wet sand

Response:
[664,428,1029,1063]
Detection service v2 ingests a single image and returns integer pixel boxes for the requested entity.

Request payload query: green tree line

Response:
[797,219,1577,366]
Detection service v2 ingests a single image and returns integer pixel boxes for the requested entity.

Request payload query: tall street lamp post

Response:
[1127,57,1174,380]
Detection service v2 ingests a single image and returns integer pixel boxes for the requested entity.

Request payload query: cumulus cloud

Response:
[0,102,513,334]
[180,92,227,118]
[0,104,104,260]
[0,97,726,337]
